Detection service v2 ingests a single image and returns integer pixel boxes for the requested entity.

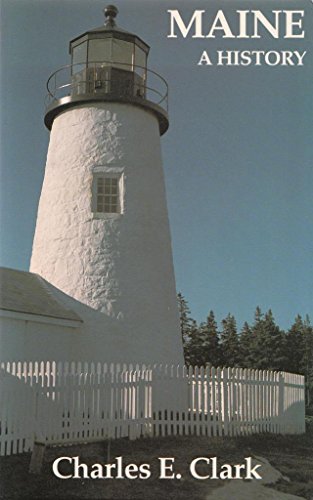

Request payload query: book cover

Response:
[0,1,312,499]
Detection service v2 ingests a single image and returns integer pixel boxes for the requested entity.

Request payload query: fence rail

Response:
[0,361,305,457]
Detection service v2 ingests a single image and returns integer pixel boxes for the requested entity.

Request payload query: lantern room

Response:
[44,5,169,135]
[70,5,149,97]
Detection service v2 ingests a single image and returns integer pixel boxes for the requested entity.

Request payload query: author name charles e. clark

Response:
[52,455,262,481]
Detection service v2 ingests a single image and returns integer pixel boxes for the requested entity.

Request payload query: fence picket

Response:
[222,368,229,436]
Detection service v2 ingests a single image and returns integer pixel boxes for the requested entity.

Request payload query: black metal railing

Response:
[46,61,168,113]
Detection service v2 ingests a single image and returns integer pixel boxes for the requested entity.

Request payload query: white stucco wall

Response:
[0,281,179,365]
[30,103,183,365]
[0,315,78,362]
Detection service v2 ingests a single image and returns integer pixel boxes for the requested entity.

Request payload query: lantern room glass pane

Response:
[135,45,146,69]
[72,42,87,73]
[134,45,146,78]
[112,39,134,70]
[88,39,112,64]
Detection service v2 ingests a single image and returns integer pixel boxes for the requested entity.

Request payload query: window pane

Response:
[88,39,112,64]
[135,45,146,71]
[134,45,146,82]
[72,42,88,75]
[112,39,134,70]
[95,176,120,214]
[72,42,87,65]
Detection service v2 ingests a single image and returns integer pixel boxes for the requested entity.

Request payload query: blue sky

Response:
[1,0,312,331]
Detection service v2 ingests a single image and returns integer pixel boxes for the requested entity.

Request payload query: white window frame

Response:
[91,167,124,218]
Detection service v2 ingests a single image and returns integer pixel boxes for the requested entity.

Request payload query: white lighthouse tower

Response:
[30,6,184,364]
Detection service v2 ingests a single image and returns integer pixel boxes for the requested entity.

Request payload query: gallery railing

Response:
[45,61,169,114]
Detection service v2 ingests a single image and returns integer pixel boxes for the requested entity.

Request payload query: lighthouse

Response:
[30,6,184,364]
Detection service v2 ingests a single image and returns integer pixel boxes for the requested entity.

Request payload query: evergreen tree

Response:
[239,321,254,367]
[177,293,193,347]
[254,305,263,324]
[193,310,220,366]
[252,308,286,370]
[186,319,203,366]
[204,310,220,366]
[220,313,239,367]
[302,315,313,408]
[263,310,286,370]
[285,315,305,374]
[177,293,198,365]
[248,306,264,367]
[285,314,313,408]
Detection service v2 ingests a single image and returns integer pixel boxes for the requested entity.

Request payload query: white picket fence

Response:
[0,361,305,456]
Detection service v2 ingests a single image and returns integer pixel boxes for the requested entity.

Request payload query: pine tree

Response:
[254,306,263,324]
[177,293,193,346]
[302,315,313,408]
[285,315,305,373]
[247,307,264,367]
[186,319,203,366]
[177,293,197,365]
[195,310,220,366]
[286,314,313,408]
[252,308,286,370]
[220,313,239,367]
[264,310,286,370]
[239,321,254,367]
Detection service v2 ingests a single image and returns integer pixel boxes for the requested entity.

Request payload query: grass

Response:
[0,421,312,500]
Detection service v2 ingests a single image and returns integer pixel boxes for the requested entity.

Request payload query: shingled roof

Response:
[0,267,82,322]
